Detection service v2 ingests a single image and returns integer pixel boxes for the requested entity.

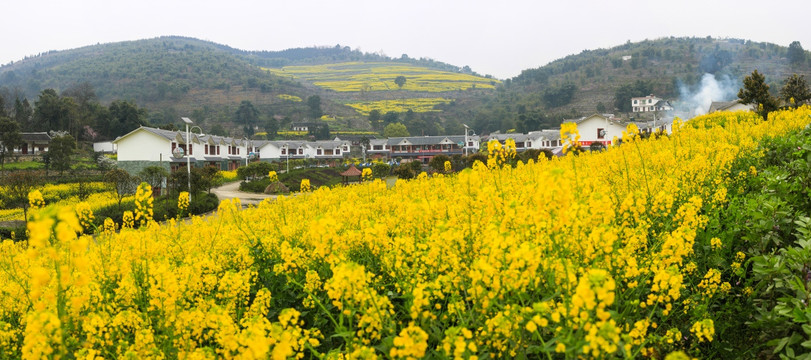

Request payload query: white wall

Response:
[573,116,628,146]
[116,130,171,161]
[93,141,116,153]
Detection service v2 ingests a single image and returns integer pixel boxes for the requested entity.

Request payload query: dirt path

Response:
[210,181,277,206]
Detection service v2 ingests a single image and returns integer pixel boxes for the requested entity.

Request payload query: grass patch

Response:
[240,167,345,193]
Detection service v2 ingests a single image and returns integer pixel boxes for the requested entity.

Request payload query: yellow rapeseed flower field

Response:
[263,62,499,93]
[1,107,809,358]
[344,98,454,116]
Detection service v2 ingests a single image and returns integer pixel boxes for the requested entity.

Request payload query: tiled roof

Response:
[20,132,51,142]
[340,165,363,177]
[387,135,479,146]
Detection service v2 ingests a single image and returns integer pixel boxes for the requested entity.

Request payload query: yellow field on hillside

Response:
[344,98,453,115]
[264,62,499,93]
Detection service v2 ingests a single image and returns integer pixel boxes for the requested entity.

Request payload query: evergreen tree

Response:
[788,41,806,65]
[368,109,382,131]
[236,100,259,136]
[306,95,323,120]
[779,74,811,107]
[738,70,778,119]
[0,117,22,171]
[49,134,76,175]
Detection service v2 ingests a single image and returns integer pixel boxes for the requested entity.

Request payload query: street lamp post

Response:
[463,124,471,156]
[181,117,194,204]
[243,137,250,166]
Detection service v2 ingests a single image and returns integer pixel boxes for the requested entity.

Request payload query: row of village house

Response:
[108,113,677,175]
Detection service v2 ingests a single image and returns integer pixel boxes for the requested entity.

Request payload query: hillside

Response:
[0,37,495,136]
[456,37,811,133]
[1,36,810,138]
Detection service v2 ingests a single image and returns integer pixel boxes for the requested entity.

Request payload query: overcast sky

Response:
[2,0,809,79]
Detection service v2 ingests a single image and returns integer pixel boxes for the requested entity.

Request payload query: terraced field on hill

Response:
[265,62,500,93]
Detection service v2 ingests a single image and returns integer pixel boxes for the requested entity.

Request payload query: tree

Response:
[779,74,811,107]
[1,171,41,220]
[209,123,228,136]
[106,100,147,138]
[13,97,33,130]
[394,76,407,89]
[306,95,323,120]
[542,83,577,108]
[788,41,806,66]
[308,123,331,140]
[0,117,22,171]
[236,100,259,136]
[48,134,76,175]
[263,118,279,138]
[738,70,778,119]
[368,109,382,131]
[138,166,169,192]
[105,168,138,210]
[62,82,99,140]
[384,123,410,138]
[33,89,76,132]
[382,111,399,125]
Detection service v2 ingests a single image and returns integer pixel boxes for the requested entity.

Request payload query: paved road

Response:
[211,181,277,206]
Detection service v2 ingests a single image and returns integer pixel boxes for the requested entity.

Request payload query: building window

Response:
[298,148,303,155]
[597,128,605,139]
[336,149,341,155]
[217,146,220,155]
[281,148,286,155]
[317,149,322,155]
[205,144,209,154]
[188,144,192,155]
[633,99,637,104]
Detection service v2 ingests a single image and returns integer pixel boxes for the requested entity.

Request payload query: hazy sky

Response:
[2,0,809,79]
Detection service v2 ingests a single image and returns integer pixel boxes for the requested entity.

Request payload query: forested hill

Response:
[0,37,307,117]
[0,36,489,135]
[450,37,811,133]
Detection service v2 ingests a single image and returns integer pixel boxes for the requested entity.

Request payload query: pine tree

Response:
[738,70,778,119]
[779,74,811,107]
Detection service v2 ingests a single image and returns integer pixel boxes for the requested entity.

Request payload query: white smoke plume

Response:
[678,73,739,117]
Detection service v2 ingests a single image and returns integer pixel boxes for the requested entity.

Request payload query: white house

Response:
[563,114,643,147]
[114,126,258,175]
[632,95,673,113]
[708,100,756,113]
[485,131,562,151]
[14,133,51,155]
[256,139,351,166]
[93,141,117,153]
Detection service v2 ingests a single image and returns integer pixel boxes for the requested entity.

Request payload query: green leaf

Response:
[776,336,791,353]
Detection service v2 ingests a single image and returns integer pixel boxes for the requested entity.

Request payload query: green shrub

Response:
[371,163,391,178]
[428,154,451,173]
[240,178,271,193]
[392,165,414,180]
